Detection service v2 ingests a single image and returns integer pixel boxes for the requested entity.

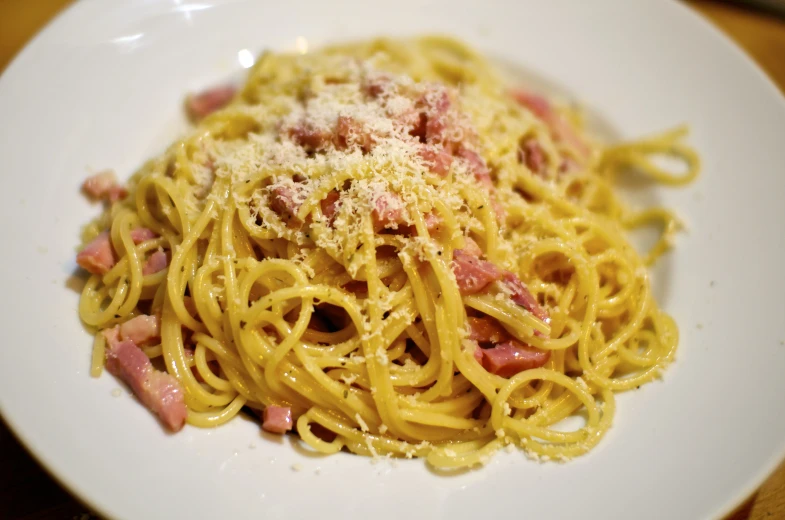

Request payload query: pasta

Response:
[76,36,698,469]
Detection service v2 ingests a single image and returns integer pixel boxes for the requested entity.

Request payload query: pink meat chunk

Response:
[452,249,502,295]
[418,145,453,176]
[82,171,115,198]
[502,271,550,325]
[119,315,160,346]
[518,137,548,177]
[473,343,485,364]
[372,192,407,231]
[422,88,451,143]
[481,340,550,378]
[76,232,117,275]
[130,227,157,244]
[409,87,452,145]
[468,316,509,344]
[511,90,552,120]
[269,185,302,225]
[186,84,236,120]
[262,405,293,434]
[335,115,374,153]
[82,171,127,202]
[457,148,493,189]
[103,328,187,432]
[320,190,341,224]
[460,236,483,258]
[511,89,590,159]
[423,212,442,233]
[288,121,333,152]
[363,74,393,98]
[142,250,168,275]
[108,186,128,203]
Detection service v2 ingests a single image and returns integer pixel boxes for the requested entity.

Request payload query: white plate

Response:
[1,1,784,519]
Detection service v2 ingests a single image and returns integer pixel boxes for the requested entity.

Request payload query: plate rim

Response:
[1,0,784,519]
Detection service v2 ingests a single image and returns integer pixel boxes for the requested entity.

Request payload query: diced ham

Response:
[501,271,550,325]
[363,74,393,98]
[101,325,121,346]
[320,190,341,224]
[82,171,115,198]
[472,343,484,364]
[481,340,550,377]
[186,84,236,120]
[452,249,502,295]
[421,88,451,143]
[76,231,116,275]
[288,121,333,152]
[130,227,157,244]
[142,250,168,275]
[262,405,293,434]
[409,111,428,142]
[423,212,442,233]
[269,185,302,225]
[460,236,483,258]
[511,90,552,120]
[335,115,374,153]
[119,314,161,345]
[107,186,128,203]
[391,105,421,135]
[372,192,407,231]
[409,87,453,145]
[518,137,548,177]
[468,316,509,344]
[82,171,127,203]
[457,148,493,190]
[418,145,453,176]
[511,89,590,159]
[103,328,187,432]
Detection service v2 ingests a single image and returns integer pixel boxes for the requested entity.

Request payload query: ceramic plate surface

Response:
[1,1,784,518]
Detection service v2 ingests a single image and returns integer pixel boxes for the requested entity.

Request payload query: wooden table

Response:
[1,1,784,518]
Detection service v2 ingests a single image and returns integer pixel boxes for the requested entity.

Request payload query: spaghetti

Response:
[76,36,698,468]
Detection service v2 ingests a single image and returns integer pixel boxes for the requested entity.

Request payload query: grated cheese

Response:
[355,413,370,432]
[340,373,358,386]
[375,346,389,366]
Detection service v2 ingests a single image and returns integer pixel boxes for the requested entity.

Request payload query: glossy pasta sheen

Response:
[78,36,698,468]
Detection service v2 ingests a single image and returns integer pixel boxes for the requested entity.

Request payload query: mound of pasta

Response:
[76,36,698,468]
